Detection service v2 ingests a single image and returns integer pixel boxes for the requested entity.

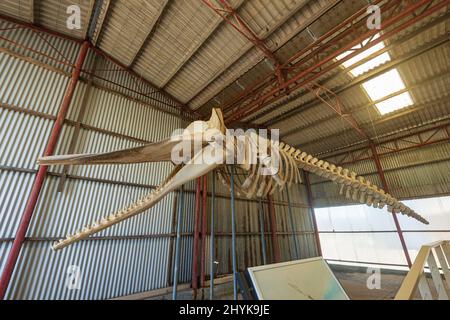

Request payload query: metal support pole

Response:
[258,199,268,265]
[209,172,216,300]
[226,0,447,123]
[304,172,322,256]
[286,187,299,260]
[200,175,208,289]
[370,144,412,267]
[267,195,281,263]
[172,187,185,300]
[192,177,202,299]
[230,169,238,300]
[0,40,89,300]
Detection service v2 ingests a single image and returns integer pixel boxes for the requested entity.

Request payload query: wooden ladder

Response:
[395,240,450,300]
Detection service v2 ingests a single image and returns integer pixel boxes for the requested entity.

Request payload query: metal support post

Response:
[172,187,185,300]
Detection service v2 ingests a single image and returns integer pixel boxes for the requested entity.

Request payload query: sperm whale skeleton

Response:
[38,108,428,250]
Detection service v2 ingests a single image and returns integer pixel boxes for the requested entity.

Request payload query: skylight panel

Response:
[336,34,391,77]
[375,92,413,115]
[335,33,414,115]
[362,69,407,101]
[349,52,390,77]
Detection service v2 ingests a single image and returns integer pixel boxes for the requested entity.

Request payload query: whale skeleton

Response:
[38,108,428,250]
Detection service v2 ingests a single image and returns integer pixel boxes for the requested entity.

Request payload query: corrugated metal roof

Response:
[133,0,242,88]
[2,0,447,156]
[37,0,95,39]
[0,0,94,38]
[264,12,449,155]
[162,0,311,103]
[193,0,339,111]
[0,0,34,22]
[96,0,167,66]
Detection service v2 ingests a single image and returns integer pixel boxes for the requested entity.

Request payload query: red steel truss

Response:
[221,0,448,124]
[305,81,370,140]
[202,0,286,86]
[0,14,197,119]
[218,0,385,118]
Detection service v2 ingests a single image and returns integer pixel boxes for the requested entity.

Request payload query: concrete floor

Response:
[144,263,434,300]
[329,264,407,300]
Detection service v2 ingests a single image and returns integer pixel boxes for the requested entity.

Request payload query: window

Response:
[336,34,413,115]
[315,195,450,266]
[362,69,406,100]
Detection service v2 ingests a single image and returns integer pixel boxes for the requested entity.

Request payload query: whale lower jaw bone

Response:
[294,150,428,224]
[53,147,221,250]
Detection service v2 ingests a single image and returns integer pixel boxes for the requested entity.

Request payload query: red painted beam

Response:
[267,195,281,263]
[322,121,450,166]
[89,45,199,118]
[191,177,202,299]
[200,175,208,288]
[228,0,438,122]
[0,15,196,119]
[370,144,412,267]
[0,34,74,67]
[202,0,280,65]
[0,41,90,300]
[226,0,446,123]
[304,172,322,256]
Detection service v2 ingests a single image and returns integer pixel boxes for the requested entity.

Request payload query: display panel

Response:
[247,257,349,300]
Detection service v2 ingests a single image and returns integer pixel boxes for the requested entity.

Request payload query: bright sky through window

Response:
[375,92,413,115]
[362,69,406,100]
[336,33,413,115]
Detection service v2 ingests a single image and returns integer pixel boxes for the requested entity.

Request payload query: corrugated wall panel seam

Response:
[0,25,191,299]
[4,238,172,299]
[0,52,69,116]
[0,51,183,141]
[0,20,80,73]
[0,163,315,209]
[0,47,185,119]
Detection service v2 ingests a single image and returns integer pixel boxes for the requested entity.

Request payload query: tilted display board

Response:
[247,257,349,300]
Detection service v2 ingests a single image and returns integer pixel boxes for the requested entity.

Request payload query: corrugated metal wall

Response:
[310,137,450,207]
[0,20,319,300]
[199,173,318,277]
[310,155,383,208]
[310,132,450,267]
